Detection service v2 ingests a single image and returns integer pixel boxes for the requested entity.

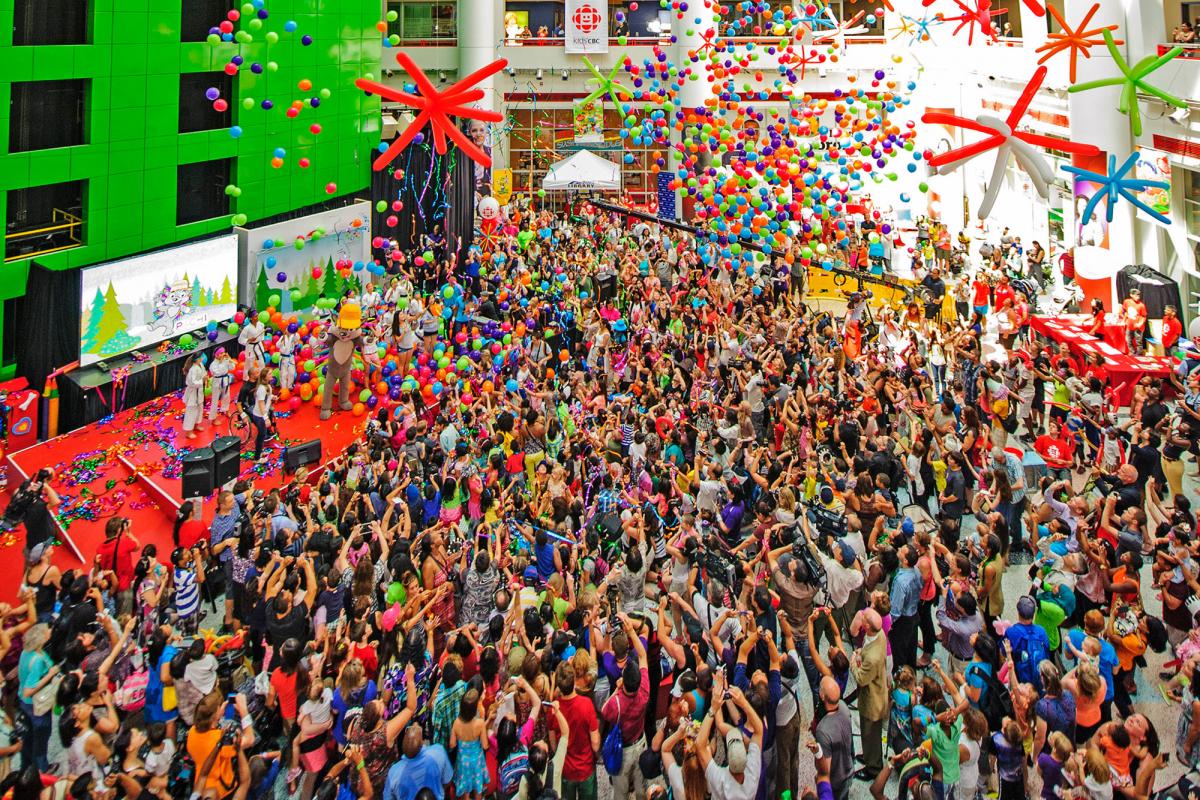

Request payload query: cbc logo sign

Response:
[572,4,602,33]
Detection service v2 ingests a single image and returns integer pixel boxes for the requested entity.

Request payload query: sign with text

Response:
[565,0,608,53]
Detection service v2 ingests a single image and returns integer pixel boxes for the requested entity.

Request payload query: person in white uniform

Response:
[238,311,266,375]
[277,328,300,391]
[182,353,208,439]
[207,348,235,422]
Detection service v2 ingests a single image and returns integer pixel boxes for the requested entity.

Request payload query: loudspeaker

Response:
[283,439,322,473]
[180,447,215,499]
[211,436,242,487]
[596,272,617,303]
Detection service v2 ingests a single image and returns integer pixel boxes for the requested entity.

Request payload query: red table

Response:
[1031,315,1173,406]
[1030,314,1128,355]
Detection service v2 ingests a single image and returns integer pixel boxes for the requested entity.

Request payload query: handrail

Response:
[1160,42,1200,57]
[4,207,83,263]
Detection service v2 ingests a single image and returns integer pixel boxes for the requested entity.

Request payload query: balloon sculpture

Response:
[1067,30,1185,136]
[356,52,507,169]
[922,67,1099,219]
[1063,153,1172,225]
[1035,3,1122,83]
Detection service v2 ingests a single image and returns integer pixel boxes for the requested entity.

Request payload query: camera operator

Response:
[3,467,60,553]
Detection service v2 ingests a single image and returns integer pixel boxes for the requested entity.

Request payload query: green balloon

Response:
[385,582,404,605]
[516,230,534,250]
[294,238,305,250]
[268,294,280,307]
[359,389,371,402]
[231,213,248,226]
[226,323,240,335]
[179,333,194,346]
[265,31,279,44]
[376,200,387,212]
[397,297,408,311]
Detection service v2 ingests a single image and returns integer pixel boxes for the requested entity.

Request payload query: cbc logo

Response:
[572,4,602,33]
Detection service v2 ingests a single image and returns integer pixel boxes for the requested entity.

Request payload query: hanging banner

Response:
[565,0,608,53]
[573,100,604,142]
[493,169,514,206]
[1134,148,1171,225]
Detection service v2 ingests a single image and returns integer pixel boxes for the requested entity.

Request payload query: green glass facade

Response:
[0,0,381,374]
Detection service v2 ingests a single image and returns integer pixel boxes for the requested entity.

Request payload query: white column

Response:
[458,0,498,111]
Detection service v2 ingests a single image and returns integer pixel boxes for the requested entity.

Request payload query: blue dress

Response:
[455,738,487,796]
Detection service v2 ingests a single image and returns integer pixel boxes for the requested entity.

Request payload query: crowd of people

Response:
[1,207,1198,800]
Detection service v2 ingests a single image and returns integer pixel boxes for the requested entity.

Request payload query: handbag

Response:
[601,696,625,775]
[32,672,62,717]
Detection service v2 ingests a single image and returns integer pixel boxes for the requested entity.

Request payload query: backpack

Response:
[967,663,1012,730]
[1010,628,1049,688]
[2,484,35,524]
[499,747,530,797]
[114,667,149,712]
[167,746,197,800]
[602,696,625,775]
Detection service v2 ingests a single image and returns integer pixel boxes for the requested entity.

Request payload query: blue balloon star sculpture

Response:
[1063,152,1171,225]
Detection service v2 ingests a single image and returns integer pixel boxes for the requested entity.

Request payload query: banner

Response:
[493,169,514,206]
[565,0,608,53]
[573,100,604,142]
[1072,177,1110,250]
[1134,148,1171,225]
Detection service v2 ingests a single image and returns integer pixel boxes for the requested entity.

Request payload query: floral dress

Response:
[454,737,487,796]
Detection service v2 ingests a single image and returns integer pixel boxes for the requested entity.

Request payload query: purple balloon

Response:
[205,87,220,101]
[277,271,287,282]
[301,34,313,46]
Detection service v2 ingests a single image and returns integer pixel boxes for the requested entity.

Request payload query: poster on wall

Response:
[1072,177,1110,249]
[237,202,372,318]
[467,121,492,207]
[79,235,239,366]
[573,100,604,143]
[1134,148,1171,224]
[565,0,608,53]
[493,169,513,206]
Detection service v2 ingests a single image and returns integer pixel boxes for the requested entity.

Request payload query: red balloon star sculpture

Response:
[356,52,507,171]
[926,0,1008,44]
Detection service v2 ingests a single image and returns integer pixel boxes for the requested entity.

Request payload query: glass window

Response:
[1183,168,1200,237]
[388,1,457,41]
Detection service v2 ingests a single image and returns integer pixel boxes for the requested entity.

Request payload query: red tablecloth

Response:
[1030,314,1128,355]
[1031,315,1173,406]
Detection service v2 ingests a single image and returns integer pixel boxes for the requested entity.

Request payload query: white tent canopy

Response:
[542,150,621,191]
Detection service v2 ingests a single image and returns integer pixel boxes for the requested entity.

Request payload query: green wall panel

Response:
[0,0,383,367]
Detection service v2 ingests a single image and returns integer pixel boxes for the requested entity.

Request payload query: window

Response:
[1183,169,1200,239]
[715,2,883,37]
[179,73,233,134]
[9,80,88,154]
[12,0,88,45]
[4,180,85,263]
[177,159,233,226]
[507,107,668,209]
[181,0,238,41]
[387,1,457,41]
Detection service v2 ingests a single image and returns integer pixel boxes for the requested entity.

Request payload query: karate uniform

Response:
[182,362,207,432]
[277,333,299,390]
[208,356,234,421]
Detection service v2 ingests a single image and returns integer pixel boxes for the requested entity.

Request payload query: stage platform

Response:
[2,383,368,587]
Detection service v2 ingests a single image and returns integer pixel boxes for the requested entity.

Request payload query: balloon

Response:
[179,334,194,347]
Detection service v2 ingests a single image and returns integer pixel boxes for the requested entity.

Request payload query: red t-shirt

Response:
[1121,299,1147,330]
[351,643,379,682]
[971,280,990,307]
[176,520,207,550]
[1034,434,1075,468]
[96,534,140,591]
[557,693,599,781]
[270,667,301,721]
[993,284,1016,310]
[1164,316,1183,350]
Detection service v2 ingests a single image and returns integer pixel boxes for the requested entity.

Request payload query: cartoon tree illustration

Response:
[218,275,233,305]
[94,282,130,352]
[191,276,203,307]
[321,257,342,299]
[82,287,105,354]
[302,273,321,308]
[206,288,215,305]
[255,264,271,311]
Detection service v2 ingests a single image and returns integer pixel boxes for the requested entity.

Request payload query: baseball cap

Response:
[726,730,748,773]
[901,518,915,536]
[837,540,857,565]
[1016,595,1037,620]
[27,542,48,564]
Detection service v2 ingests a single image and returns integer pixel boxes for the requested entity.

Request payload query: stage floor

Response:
[3,386,367,597]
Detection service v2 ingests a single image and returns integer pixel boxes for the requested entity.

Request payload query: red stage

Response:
[1,385,367,599]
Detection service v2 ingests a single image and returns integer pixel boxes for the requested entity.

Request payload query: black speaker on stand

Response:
[211,436,242,487]
[181,447,215,499]
[283,439,322,473]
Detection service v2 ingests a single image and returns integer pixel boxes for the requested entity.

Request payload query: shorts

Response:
[973,304,989,316]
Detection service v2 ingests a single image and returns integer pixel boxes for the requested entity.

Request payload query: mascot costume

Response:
[321,303,365,420]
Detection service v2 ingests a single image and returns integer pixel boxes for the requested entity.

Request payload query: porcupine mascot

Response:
[320,303,365,420]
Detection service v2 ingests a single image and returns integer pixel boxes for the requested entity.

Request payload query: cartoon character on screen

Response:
[277,324,300,391]
[207,347,236,422]
[150,281,192,337]
[238,310,266,375]
[182,352,208,439]
[320,303,365,420]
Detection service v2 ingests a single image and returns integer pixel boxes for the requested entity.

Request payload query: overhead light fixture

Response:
[438,70,446,83]
[536,68,544,82]
[506,65,516,77]
[561,69,569,81]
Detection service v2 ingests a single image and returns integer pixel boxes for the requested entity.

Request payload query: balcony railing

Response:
[4,208,83,263]
[1159,43,1200,57]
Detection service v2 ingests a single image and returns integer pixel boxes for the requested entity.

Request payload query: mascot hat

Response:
[337,303,362,330]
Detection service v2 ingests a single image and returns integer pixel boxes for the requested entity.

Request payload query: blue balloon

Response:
[263,239,275,249]
[229,126,243,138]
[266,256,277,268]
[505,379,519,392]
[284,20,298,31]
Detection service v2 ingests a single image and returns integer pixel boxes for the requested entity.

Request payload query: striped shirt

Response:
[174,567,200,619]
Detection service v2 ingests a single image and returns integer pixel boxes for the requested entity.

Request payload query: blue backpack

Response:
[602,695,625,775]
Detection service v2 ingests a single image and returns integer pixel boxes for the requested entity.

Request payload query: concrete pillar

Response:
[458,0,497,111]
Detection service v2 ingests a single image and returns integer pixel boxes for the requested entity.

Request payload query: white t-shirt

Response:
[704,741,762,800]
[300,688,334,726]
[144,739,176,777]
[956,736,980,795]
